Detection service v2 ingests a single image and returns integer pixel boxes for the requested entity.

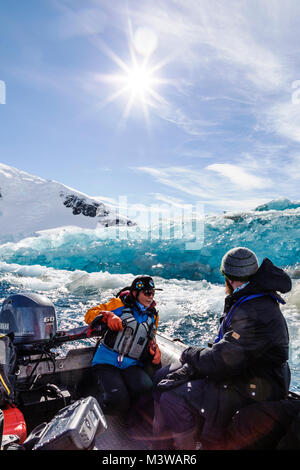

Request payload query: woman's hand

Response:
[149,339,161,364]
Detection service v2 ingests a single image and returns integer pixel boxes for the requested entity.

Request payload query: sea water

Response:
[0,204,299,390]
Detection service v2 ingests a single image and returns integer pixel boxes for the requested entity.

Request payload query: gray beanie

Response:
[221,247,259,281]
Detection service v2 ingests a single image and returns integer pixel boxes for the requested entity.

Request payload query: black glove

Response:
[180,346,205,365]
[156,363,195,391]
[166,363,195,381]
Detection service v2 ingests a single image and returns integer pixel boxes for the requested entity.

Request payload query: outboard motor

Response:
[0,293,57,351]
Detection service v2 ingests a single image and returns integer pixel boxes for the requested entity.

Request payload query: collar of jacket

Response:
[223,282,285,314]
[123,293,157,316]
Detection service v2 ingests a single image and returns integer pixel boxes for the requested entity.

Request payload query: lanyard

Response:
[214,293,279,344]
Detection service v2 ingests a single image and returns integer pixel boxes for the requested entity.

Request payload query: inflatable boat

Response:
[0,292,299,451]
[0,292,188,451]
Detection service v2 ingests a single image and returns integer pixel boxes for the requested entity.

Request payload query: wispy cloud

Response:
[262,101,300,143]
[152,101,219,136]
[206,163,271,190]
[129,0,289,89]
[50,1,108,38]
[137,166,214,199]
[152,192,187,208]
[136,162,293,212]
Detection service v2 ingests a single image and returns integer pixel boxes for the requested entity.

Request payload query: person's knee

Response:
[139,376,153,395]
[158,391,198,434]
[159,391,180,419]
[92,367,130,415]
[97,384,130,414]
[123,366,153,397]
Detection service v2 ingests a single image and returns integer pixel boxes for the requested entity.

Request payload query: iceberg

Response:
[0,204,298,283]
[254,198,300,212]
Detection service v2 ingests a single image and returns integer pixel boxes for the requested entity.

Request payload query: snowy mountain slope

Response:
[0,163,133,242]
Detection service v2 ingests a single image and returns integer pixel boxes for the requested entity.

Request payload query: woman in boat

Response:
[152,247,292,450]
[84,276,162,418]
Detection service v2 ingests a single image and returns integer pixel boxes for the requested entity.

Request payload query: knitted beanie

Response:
[221,247,259,281]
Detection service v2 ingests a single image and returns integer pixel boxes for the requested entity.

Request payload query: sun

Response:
[93,28,171,126]
[100,57,166,125]
[116,59,165,115]
[126,64,155,98]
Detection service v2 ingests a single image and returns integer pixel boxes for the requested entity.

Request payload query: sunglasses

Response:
[142,289,155,297]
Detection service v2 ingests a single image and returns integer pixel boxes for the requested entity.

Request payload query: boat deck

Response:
[94,415,151,450]
[93,335,186,451]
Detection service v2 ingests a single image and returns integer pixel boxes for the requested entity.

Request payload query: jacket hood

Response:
[249,258,292,294]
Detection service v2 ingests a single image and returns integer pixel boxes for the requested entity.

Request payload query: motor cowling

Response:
[0,293,57,346]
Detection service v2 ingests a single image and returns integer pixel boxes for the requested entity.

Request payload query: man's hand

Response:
[166,363,195,381]
[156,363,196,391]
[180,346,205,365]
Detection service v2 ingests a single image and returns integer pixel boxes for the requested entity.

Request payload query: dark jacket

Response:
[181,258,292,446]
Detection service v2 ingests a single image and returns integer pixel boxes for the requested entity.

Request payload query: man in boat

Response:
[84,275,162,418]
[153,247,291,450]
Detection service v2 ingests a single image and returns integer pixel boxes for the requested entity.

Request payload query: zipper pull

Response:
[118,354,124,366]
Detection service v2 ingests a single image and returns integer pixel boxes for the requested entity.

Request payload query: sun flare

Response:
[101,57,166,121]
[94,29,171,126]
[126,64,155,98]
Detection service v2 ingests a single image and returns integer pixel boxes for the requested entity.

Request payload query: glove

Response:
[105,312,123,331]
[88,311,111,328]
[89,310,123,331]
[156,363,195,391]
[180,346,205,365]
[165,363,195,381]
[149,340,161,365]
[180,348,189,364]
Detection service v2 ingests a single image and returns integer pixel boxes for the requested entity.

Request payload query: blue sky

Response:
[1,0,300,214]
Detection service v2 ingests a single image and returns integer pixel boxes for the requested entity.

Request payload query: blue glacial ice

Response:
[0,202,298,283]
